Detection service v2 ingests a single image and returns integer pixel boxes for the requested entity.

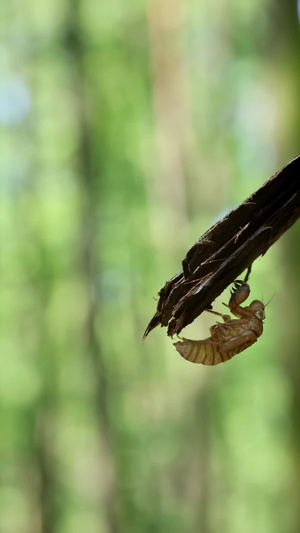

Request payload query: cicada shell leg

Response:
[219,329,258,357]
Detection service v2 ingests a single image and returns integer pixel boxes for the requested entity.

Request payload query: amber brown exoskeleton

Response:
[174,280,265,365]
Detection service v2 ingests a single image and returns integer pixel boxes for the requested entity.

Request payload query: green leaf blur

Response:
[0,0,300,532]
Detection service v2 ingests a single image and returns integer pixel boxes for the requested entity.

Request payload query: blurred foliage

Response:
[0,0,300,532]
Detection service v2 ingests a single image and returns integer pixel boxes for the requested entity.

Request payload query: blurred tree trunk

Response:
[65,1,119,531]
[147,3,214,531]
[276,1,300,531]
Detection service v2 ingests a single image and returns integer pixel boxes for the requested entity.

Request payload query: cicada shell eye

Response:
[255,309,265,320]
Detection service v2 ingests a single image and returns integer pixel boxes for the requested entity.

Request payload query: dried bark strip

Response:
[144,153,300,338]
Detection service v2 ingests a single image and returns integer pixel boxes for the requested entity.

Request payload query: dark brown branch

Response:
[144,153,300,338]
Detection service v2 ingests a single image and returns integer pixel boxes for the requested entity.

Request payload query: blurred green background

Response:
[1,0,300,532]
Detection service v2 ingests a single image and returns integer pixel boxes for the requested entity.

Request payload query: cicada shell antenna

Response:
[264,293,276,307]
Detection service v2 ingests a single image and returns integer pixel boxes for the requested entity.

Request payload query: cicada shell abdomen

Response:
[174,337,232,365]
